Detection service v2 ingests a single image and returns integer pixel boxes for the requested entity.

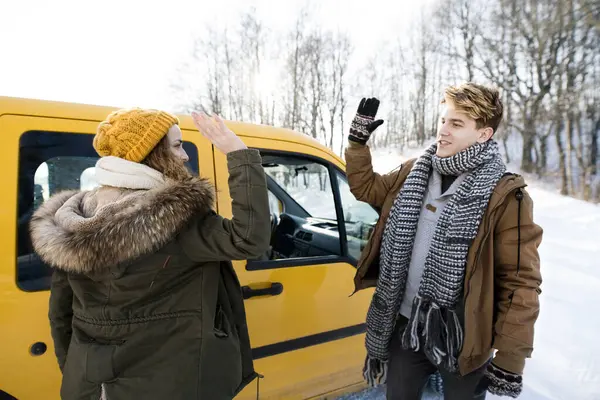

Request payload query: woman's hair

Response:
[142,135,192,181]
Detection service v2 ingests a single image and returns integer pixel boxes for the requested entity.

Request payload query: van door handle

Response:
[242,282,283,299]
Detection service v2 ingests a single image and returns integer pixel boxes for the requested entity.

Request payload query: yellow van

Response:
[0,96,380,400]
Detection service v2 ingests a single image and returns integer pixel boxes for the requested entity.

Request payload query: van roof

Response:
[0,96,344,165]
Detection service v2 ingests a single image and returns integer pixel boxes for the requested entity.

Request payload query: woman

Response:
[30,108,271,399]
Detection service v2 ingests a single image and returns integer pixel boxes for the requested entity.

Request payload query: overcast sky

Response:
[0,0,433,112]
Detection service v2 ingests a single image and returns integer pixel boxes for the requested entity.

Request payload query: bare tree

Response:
[239,9,266,123]
[282,10,310,131]
[324,33,351,150]
[385,44,408,149]
[303,32,326,139]
[338,63,349,156]
[169,0,598,203]
[222,28,241,121]
[472,0,568,173]
[409,8,437,146]
[202,28,225,116]
[434,0,482,81]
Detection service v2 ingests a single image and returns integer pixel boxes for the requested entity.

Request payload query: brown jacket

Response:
[345,141,543,376]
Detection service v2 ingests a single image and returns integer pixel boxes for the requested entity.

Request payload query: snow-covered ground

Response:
[339,145,600,400]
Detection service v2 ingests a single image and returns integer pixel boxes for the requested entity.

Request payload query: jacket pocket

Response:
[466,311,493,358]
[214,304,231,338]
[500,288,539,338]
[64,330,121,385]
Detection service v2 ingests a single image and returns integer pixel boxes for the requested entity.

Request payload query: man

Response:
[345,83,542,399]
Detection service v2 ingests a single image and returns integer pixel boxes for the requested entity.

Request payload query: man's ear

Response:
[478,127,494,143]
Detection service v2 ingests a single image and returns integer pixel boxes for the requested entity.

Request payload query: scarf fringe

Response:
[400,295,462,372]
[363,356,388,387]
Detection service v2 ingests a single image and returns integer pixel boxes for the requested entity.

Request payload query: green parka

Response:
[30,149,270,400]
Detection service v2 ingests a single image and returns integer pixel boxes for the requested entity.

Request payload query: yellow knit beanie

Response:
[94,108,179,163]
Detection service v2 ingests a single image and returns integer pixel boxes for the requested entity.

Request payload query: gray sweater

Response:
[398,169,467,318]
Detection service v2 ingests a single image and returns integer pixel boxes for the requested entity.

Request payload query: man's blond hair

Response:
[441,82,504,133]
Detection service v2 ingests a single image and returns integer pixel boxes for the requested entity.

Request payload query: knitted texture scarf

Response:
[95,156,166,190]
[363,140,506,386]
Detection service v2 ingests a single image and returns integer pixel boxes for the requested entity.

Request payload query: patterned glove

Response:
[348,97,384,144]
[484,362,523,398]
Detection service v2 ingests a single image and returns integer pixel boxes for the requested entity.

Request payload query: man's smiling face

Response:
[436,101,494,158]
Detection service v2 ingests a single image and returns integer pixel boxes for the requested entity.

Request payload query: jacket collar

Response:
[490,173,527,208]
[430,169,467,200]
[30,178,215,273]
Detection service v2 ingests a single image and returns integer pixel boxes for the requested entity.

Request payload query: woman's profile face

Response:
[166,125,189,162]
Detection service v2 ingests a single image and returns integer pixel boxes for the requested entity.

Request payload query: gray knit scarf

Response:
[363,140,506,386]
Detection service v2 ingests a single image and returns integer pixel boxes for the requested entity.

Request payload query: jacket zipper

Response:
[463,181,525,360]
[464,182,525,306]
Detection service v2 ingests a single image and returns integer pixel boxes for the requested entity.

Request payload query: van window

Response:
[248,152,342,266]
[335,171,379,260]
[268,191,282,217]
[17,130,199,292]
[266,162,336,220]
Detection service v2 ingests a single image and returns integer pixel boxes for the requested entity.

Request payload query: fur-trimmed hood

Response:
[30,178,215,273]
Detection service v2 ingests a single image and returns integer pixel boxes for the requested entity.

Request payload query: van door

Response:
[0,112,213,400]
[213,137,379,399]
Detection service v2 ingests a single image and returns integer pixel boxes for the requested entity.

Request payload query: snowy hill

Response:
[340,145,600,400]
